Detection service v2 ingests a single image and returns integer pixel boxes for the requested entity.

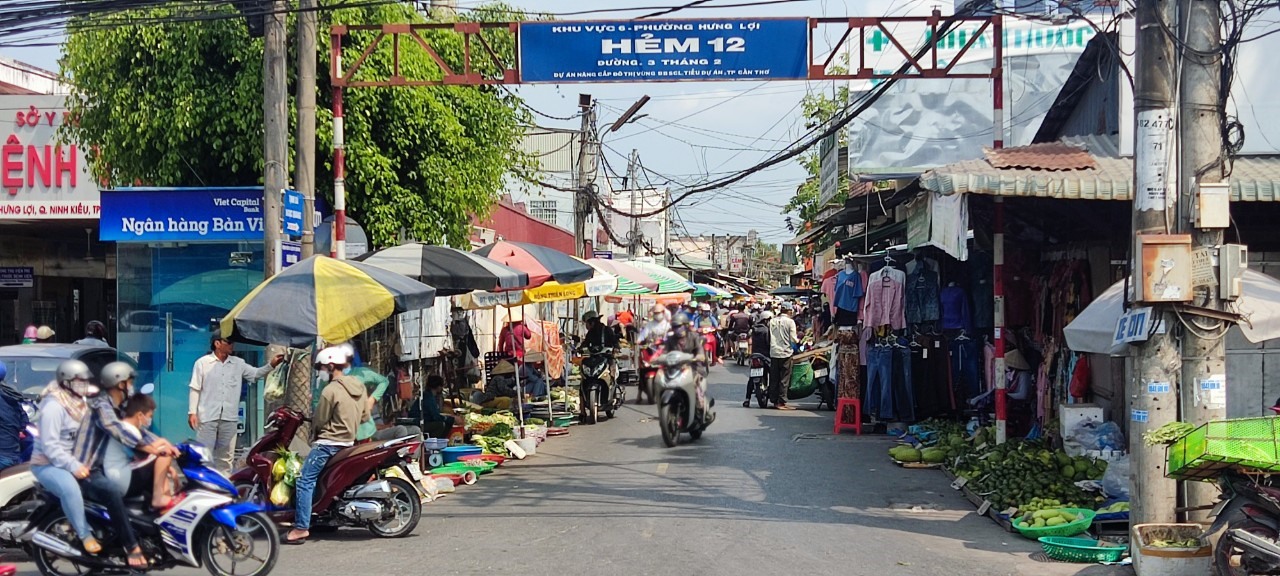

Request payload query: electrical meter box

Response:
[1137,234,1193,303]
[1196,180,1231,229]
[1220,244,1248,301]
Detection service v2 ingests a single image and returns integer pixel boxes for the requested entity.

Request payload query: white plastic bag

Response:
[1102,455,1131,500]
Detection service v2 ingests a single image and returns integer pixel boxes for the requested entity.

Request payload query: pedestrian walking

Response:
[188,335,283,473]
[768,304,798,410]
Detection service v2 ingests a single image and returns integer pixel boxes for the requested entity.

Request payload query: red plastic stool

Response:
[833,398,862,435]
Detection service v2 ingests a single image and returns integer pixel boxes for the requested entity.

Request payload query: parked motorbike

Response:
[744,353,770,409]
[231,407,423,538]
[28,443,279,576]
[0,397,39,547]
[654,351,715,447]
[1204,470,1280,575]
[787,352,836,411]
[636,344,661,405]
[734,331,750,366]
[578,346,623,424]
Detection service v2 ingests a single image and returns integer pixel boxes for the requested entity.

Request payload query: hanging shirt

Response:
[833,269,865,313]
[862,266,906,330]
[940,284,973,331]
[820,274,838,316]
[905,265,941,324]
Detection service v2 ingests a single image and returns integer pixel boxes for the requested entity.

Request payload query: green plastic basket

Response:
[1167,418,1280,481]
[1013,508,1096,539]
[1038,536,1126,563]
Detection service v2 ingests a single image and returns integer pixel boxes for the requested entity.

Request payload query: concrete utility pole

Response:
[262,0,288,279]
[296,0,317,260]
[626,148,640,258]
[1130,0,1180,526]
[1178,0,1226,519]
[574,94,597,258]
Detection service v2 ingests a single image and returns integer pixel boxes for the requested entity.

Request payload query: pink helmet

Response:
[22,325,37,339]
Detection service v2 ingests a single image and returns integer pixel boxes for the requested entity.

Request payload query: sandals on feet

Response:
[81,537,102,555]
[126,548,148,569]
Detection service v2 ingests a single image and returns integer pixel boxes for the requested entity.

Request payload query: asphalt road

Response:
[5,363,1131,576]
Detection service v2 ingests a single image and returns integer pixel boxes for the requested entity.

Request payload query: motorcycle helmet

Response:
[315,346,348,368]
[761,310,774,321]
[671,311,692,327]
[582,310,601,323]
[100,361,136,390]
[57,359,98,397]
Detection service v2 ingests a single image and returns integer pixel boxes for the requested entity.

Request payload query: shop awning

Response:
[783,224,828,246]
[920,137,1280,202]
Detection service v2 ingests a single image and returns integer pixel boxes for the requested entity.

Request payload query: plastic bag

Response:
[1102,455,1131,500]
[1064,419,1125,455]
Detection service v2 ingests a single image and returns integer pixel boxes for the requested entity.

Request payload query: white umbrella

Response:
[1064,269,1280,355]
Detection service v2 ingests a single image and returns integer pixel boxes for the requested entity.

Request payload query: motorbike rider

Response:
[633,306,671,405]
[30,360,102,555]
[745,310,773,407]
[664,312,710,414]
[581,310,619,351]
[338,343,420,442]
[0,361,28,471]
[78,362,178,568]
[727,304,752,346]
[285,346,370,545]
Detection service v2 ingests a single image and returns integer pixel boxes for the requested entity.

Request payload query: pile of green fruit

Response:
[888,444,948,464]
[1016,509,1083,529]
[1097,501,1130,514]
[951,435,1106,511]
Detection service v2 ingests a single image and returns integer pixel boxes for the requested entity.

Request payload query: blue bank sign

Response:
[519,18,809,83]
[100,187,266,242]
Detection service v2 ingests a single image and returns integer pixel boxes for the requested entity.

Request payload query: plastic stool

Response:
[833,398,862,435]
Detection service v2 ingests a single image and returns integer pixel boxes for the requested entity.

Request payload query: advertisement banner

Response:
[0,95,100,220]
[519,18,808,83]
[99,187,265,242]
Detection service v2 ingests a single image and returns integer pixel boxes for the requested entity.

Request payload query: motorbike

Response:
[744,353,770,409]
[578,346,623,424]
[636,344,661,405]
[699,327,718,363]
[733,331,750,366]
[230,407,423,538]
[28,443,279,576]
[787,350,836,411]
[0,397,39,547]
[654,350,715,447]
[1203,470,1280,575]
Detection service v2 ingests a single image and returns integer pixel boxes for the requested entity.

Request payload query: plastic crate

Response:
[1013,508,1096,540]
[1038,536,1126,563]
[1167,418,1280,481]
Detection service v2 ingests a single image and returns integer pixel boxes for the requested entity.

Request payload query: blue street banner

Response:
[519,18,809,83]
[281,240,302,269]
[283,189,304,237]
[99,187,266,242]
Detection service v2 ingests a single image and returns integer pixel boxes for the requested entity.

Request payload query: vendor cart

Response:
[784,345,836,410]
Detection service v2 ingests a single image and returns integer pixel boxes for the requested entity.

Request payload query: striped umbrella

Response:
[586,258,659,292]
[220,255,437,347]
[353,243,530,295]
[474,241,594,286]
[623,259,695,294]
[583,259,651,295]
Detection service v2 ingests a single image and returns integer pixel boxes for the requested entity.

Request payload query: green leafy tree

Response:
[62,2,531,247]
[783,60,852,253]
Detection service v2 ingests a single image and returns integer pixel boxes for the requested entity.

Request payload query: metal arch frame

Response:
[327,13,1010,443]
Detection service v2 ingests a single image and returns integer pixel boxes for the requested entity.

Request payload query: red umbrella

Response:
[474,241,594,286]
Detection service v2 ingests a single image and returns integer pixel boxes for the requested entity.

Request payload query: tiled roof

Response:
[984,142,1098,171]
[921,137,1280,202]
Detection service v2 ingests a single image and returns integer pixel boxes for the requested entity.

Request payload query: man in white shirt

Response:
[768,304,799,410]
[189,335,283,473]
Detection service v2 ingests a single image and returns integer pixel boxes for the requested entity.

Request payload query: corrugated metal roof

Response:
[783,224,828,246]
[520,128,579,173]
[985,142,1097,170]
[921,138,1280,202]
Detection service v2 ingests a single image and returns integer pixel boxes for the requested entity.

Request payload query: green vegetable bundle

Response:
[1143,421,1196,446]
[472,435,509,455]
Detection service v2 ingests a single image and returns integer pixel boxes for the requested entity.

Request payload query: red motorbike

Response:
[637,344,662,404]
[699,326,718,363]
[231,407,424,538]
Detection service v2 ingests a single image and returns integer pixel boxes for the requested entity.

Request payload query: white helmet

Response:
[761,311,774,320]
[338,342,356,360]
[316,346,347,367]
[699,303,711,311]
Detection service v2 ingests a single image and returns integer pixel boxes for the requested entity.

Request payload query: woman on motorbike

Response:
[30,360,101,555]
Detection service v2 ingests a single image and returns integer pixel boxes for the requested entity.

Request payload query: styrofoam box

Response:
[1131,523,1211,576]
[1059,402,1105,437]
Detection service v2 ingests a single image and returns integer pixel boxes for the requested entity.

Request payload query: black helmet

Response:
[671,311,692,327]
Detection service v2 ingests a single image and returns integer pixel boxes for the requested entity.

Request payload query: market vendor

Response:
[408,375,454,438]
[472,361,519,409]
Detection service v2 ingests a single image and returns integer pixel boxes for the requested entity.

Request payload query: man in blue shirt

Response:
[0,361,29,470]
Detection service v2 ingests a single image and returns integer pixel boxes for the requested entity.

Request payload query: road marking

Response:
[656,463,669,475]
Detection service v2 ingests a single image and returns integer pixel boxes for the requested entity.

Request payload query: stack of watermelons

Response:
[888,444,946,464]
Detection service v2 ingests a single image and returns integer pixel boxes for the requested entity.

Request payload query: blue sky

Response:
[1,0,931,244]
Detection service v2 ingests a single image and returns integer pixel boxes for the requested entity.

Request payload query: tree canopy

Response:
[783,69,851,255]
[62,2,531,247]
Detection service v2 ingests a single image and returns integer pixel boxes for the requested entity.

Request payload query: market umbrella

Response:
[221,255,437,347]
[692,283,729,298]
[1064,269,1280,355]
[353,243,530,296]
[584,259,651,296]
[771,286,812,297]
[586,259,659,292]
[474,241,594,286]
[622,258,695,294]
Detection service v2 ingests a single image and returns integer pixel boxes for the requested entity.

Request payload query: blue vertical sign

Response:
[281,240,302,269]
[283,189,304,238]
[518,18,810,83]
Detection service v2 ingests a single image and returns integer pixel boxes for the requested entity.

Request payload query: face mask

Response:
[317,369,331,381]
[141,414,154,429]
[342,367,352,375]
